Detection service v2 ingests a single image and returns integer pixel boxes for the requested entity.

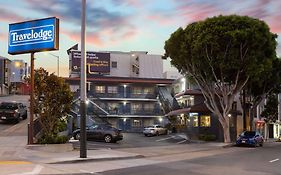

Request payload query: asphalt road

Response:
[100,143,281,175]
[71,132,190,149]
[0,95,29,136]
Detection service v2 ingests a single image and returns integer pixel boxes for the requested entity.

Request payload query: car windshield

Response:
[242,131,256,137]
[0,103,18,110]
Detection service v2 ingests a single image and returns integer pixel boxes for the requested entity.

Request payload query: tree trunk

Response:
[221,118,231,143]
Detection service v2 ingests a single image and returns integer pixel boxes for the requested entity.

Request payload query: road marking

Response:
[10,165,43,175]
[177,140,187,144]
[156,136,174,142]
[80,169,95,174]
[269,158,279,163]
[0,161,31,165]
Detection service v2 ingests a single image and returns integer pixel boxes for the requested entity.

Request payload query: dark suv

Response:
[0,102,27,123]
[73,124,123,143]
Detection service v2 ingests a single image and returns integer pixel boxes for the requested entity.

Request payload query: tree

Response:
[260,93,278,123]
[164,15,277,142]
[246,58,281,130]
[33,68,73,143]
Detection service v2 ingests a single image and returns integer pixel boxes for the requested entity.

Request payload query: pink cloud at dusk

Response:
[121,30,138,40]
[61,30,104,47]
[0,7,25,23]
[172,0,281,34]
[146,14,177,26]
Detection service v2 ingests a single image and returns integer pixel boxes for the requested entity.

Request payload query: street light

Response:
[49,53,59,76]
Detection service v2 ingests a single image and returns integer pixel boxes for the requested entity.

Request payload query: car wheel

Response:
[23,114,27,120]
[260,142,263,147]
[74,132,81,140]
[14,116,20,124]
[104,135,112,143]
[144,134,148,137]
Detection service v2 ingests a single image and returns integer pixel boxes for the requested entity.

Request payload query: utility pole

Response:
[80,0,87,158]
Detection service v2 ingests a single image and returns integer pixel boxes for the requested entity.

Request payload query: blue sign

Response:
[8,17,59,55]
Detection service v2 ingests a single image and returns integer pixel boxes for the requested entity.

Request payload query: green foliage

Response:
[29,68,73,144]
[261,93,278,123]
[199,134,217,141]
[164,15,277,143]
[246,58,281,104]
[37,134,68,144]
[164,15,277,83]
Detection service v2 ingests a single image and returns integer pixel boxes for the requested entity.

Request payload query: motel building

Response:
[65,49,180,132]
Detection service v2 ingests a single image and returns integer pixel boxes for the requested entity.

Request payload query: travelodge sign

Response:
[8,17,59,55]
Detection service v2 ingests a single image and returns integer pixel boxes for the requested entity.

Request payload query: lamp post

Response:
[49,53,59,76]
[80,0,87,158]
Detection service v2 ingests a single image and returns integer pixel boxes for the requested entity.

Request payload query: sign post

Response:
[29,52,35,144]
[80,0,87,158]
[8,17,59,144]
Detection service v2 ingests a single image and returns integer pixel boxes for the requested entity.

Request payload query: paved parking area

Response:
[71,133,191,150]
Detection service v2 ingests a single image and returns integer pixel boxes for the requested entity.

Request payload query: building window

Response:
[108,86,118,94]
[144,87,154,94]
[132,103,142,111]
[144,103,154,112]
[132,87,142,94]
[200,115,211,127]
[133,119,142,127]
[111,61,117,68]
[193,116,198,127]
[95,85,105,93]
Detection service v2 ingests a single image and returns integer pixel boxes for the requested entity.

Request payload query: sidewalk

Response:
[0,135,234,165]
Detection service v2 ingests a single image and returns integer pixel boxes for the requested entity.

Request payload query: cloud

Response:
[0,32,6,41]
[61,30,104,47]
[0,7,25,23]
[145,13,177,26]
[24,0,133,32]
[110,0,143,8]
[23,0,138,46]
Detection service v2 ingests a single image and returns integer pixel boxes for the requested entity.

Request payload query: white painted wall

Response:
[109,53,131,77]
[139,54,163,78]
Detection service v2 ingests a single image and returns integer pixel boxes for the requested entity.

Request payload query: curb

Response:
[222,143,235,148]
[25,143,74,153]
[48,155,145,164]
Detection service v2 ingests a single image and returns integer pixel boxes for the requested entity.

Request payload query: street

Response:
[100,143,281,175]
[0,95,29,137]
[71,132,190,150]
[1,95,281,175]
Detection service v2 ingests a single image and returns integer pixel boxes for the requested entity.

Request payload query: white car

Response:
[143,125,167,136]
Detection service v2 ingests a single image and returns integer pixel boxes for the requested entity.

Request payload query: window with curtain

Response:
[95,85,105,93]
[200,115,211,127]
[108,86,118,94]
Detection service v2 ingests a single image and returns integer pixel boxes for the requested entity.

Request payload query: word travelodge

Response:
[9,25,54,46]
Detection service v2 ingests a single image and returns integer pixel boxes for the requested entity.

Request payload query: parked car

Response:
[73,124,123,143]
[236,131,264,147]
[0,102,27,123]
[143,125,168,136]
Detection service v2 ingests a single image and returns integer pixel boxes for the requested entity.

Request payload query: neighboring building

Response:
[0,56,11,96]
[253,95,281,140]
[10,60,30,95]
[66,50,175,132]
[166,76,243,142]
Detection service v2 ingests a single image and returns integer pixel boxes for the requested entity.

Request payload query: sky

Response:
[0,0,281,77]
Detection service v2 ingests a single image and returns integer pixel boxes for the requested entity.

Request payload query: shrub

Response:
[38,134,68,144]
[199,134,216,141]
